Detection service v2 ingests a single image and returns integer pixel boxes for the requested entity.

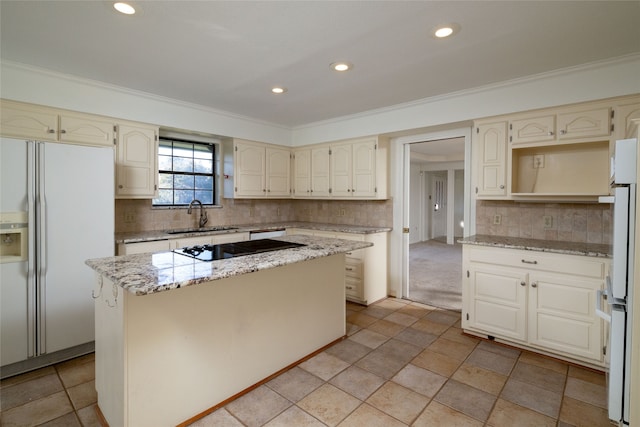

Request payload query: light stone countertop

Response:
[115,222,392,244]
[459,234,612,258]
[87,235,373,296]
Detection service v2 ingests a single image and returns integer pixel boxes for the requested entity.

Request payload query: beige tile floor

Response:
[0,353,101,426]
[0,298,611,426]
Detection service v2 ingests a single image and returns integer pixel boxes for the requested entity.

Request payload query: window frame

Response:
[152,136,220,207]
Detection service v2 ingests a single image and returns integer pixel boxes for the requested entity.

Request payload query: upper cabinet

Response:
[1,99,115,147]
[292,137,388,200]
[2,99,161,199]
[223,139,291,199]
[612,97,640,140]
[227,136,389,200]
[509,106,611,146]
[473,120,508,198]
[115,123,159,199]
[474,94,639,202]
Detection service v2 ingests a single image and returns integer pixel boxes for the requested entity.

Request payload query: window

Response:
[153,138,216,206]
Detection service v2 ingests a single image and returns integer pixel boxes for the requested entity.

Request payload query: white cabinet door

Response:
[235,142,266,197]
[509,115,556,145]
[311,147,331,197]
[331,143,352,197]
[116,123,158,198]
[0,100,58,141]
[528,272,603,362]
[59,114,115,147]
[474,121,508,198]
[352,140,377,197]
[292,148,311,197]
[557,107,610,140]
[265,147,290,197]
[466,265,528,342]
[613,98,640,140]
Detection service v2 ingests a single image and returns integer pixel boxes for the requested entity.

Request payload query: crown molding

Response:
[293,53,640,131]
[0,60,290,132]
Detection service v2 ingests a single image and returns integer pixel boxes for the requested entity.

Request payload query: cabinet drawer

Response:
[345,260,363,279]
[172,236,212,248]
[345,277,362,297]
[119,240,171,255]
[466,246,606,279]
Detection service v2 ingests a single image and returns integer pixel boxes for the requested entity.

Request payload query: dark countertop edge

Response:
[87,236,374,296]
[458,234,612,258]
[115,222,392,244]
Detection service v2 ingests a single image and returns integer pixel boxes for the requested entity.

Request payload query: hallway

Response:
[408,240,462,311]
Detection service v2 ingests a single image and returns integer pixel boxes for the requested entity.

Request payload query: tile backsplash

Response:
[476,200,612,244]
[115,198,393,233]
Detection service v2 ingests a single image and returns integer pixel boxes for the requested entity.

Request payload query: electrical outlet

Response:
[340,209,346,217]
[493,214,502,225]
[533,155,545,168]
[124,211,136,223]
[543,215,553,229]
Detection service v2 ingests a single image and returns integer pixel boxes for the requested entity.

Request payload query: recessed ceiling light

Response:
[331,62,353,72]
[114,2,136,15]
[271,87,287,94]
[433,23,460,39]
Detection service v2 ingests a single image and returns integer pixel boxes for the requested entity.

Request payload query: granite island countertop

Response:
[115,221,391,244]
[459,234,612,258]
[87,235,372,296]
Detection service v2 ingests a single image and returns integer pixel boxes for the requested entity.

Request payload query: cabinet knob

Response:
[346,286,354,290]
[559,130,566,135]
[531,282,538,288]
[347,189,351,192]
[118,184,123,189]
[346,267,354,271]
[60,129,67,134]
[520,281,526,287]
[499,184,505,189]
[548,131,554,136]
[48,128,55,134]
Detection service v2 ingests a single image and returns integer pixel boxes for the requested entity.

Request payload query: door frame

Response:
[389,126,473,300]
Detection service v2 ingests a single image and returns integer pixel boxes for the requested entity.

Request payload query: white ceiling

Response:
[1,1,639,128]
[410,137,465,163]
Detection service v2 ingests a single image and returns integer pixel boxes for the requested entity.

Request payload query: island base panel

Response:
[95,254,346,427]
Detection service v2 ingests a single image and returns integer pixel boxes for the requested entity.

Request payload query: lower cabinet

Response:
[462,245,610,367]
[287,228,388,305]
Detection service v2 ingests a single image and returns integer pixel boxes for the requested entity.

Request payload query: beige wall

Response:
[476,200,612,244]
[115,199,393,233]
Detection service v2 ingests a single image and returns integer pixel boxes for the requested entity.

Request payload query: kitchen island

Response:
[86,235,372,427]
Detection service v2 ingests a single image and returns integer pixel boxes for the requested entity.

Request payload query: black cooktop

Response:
[172,239,306,262]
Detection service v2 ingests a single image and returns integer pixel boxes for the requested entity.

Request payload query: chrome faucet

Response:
[187,199,208,228]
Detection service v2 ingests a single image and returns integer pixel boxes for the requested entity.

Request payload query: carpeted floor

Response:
[408,239,462,311]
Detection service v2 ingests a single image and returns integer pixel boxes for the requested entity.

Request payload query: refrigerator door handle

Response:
[26,142,37,358]
[35,142,47,355]
[595,287,611,322]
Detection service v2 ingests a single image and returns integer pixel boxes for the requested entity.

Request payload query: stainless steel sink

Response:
[165,226,239,235]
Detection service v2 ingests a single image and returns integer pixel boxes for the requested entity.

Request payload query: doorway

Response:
[391,127,473,311]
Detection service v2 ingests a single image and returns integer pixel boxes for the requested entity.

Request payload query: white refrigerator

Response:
[598,138,637,426]
[0,138,114,376]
